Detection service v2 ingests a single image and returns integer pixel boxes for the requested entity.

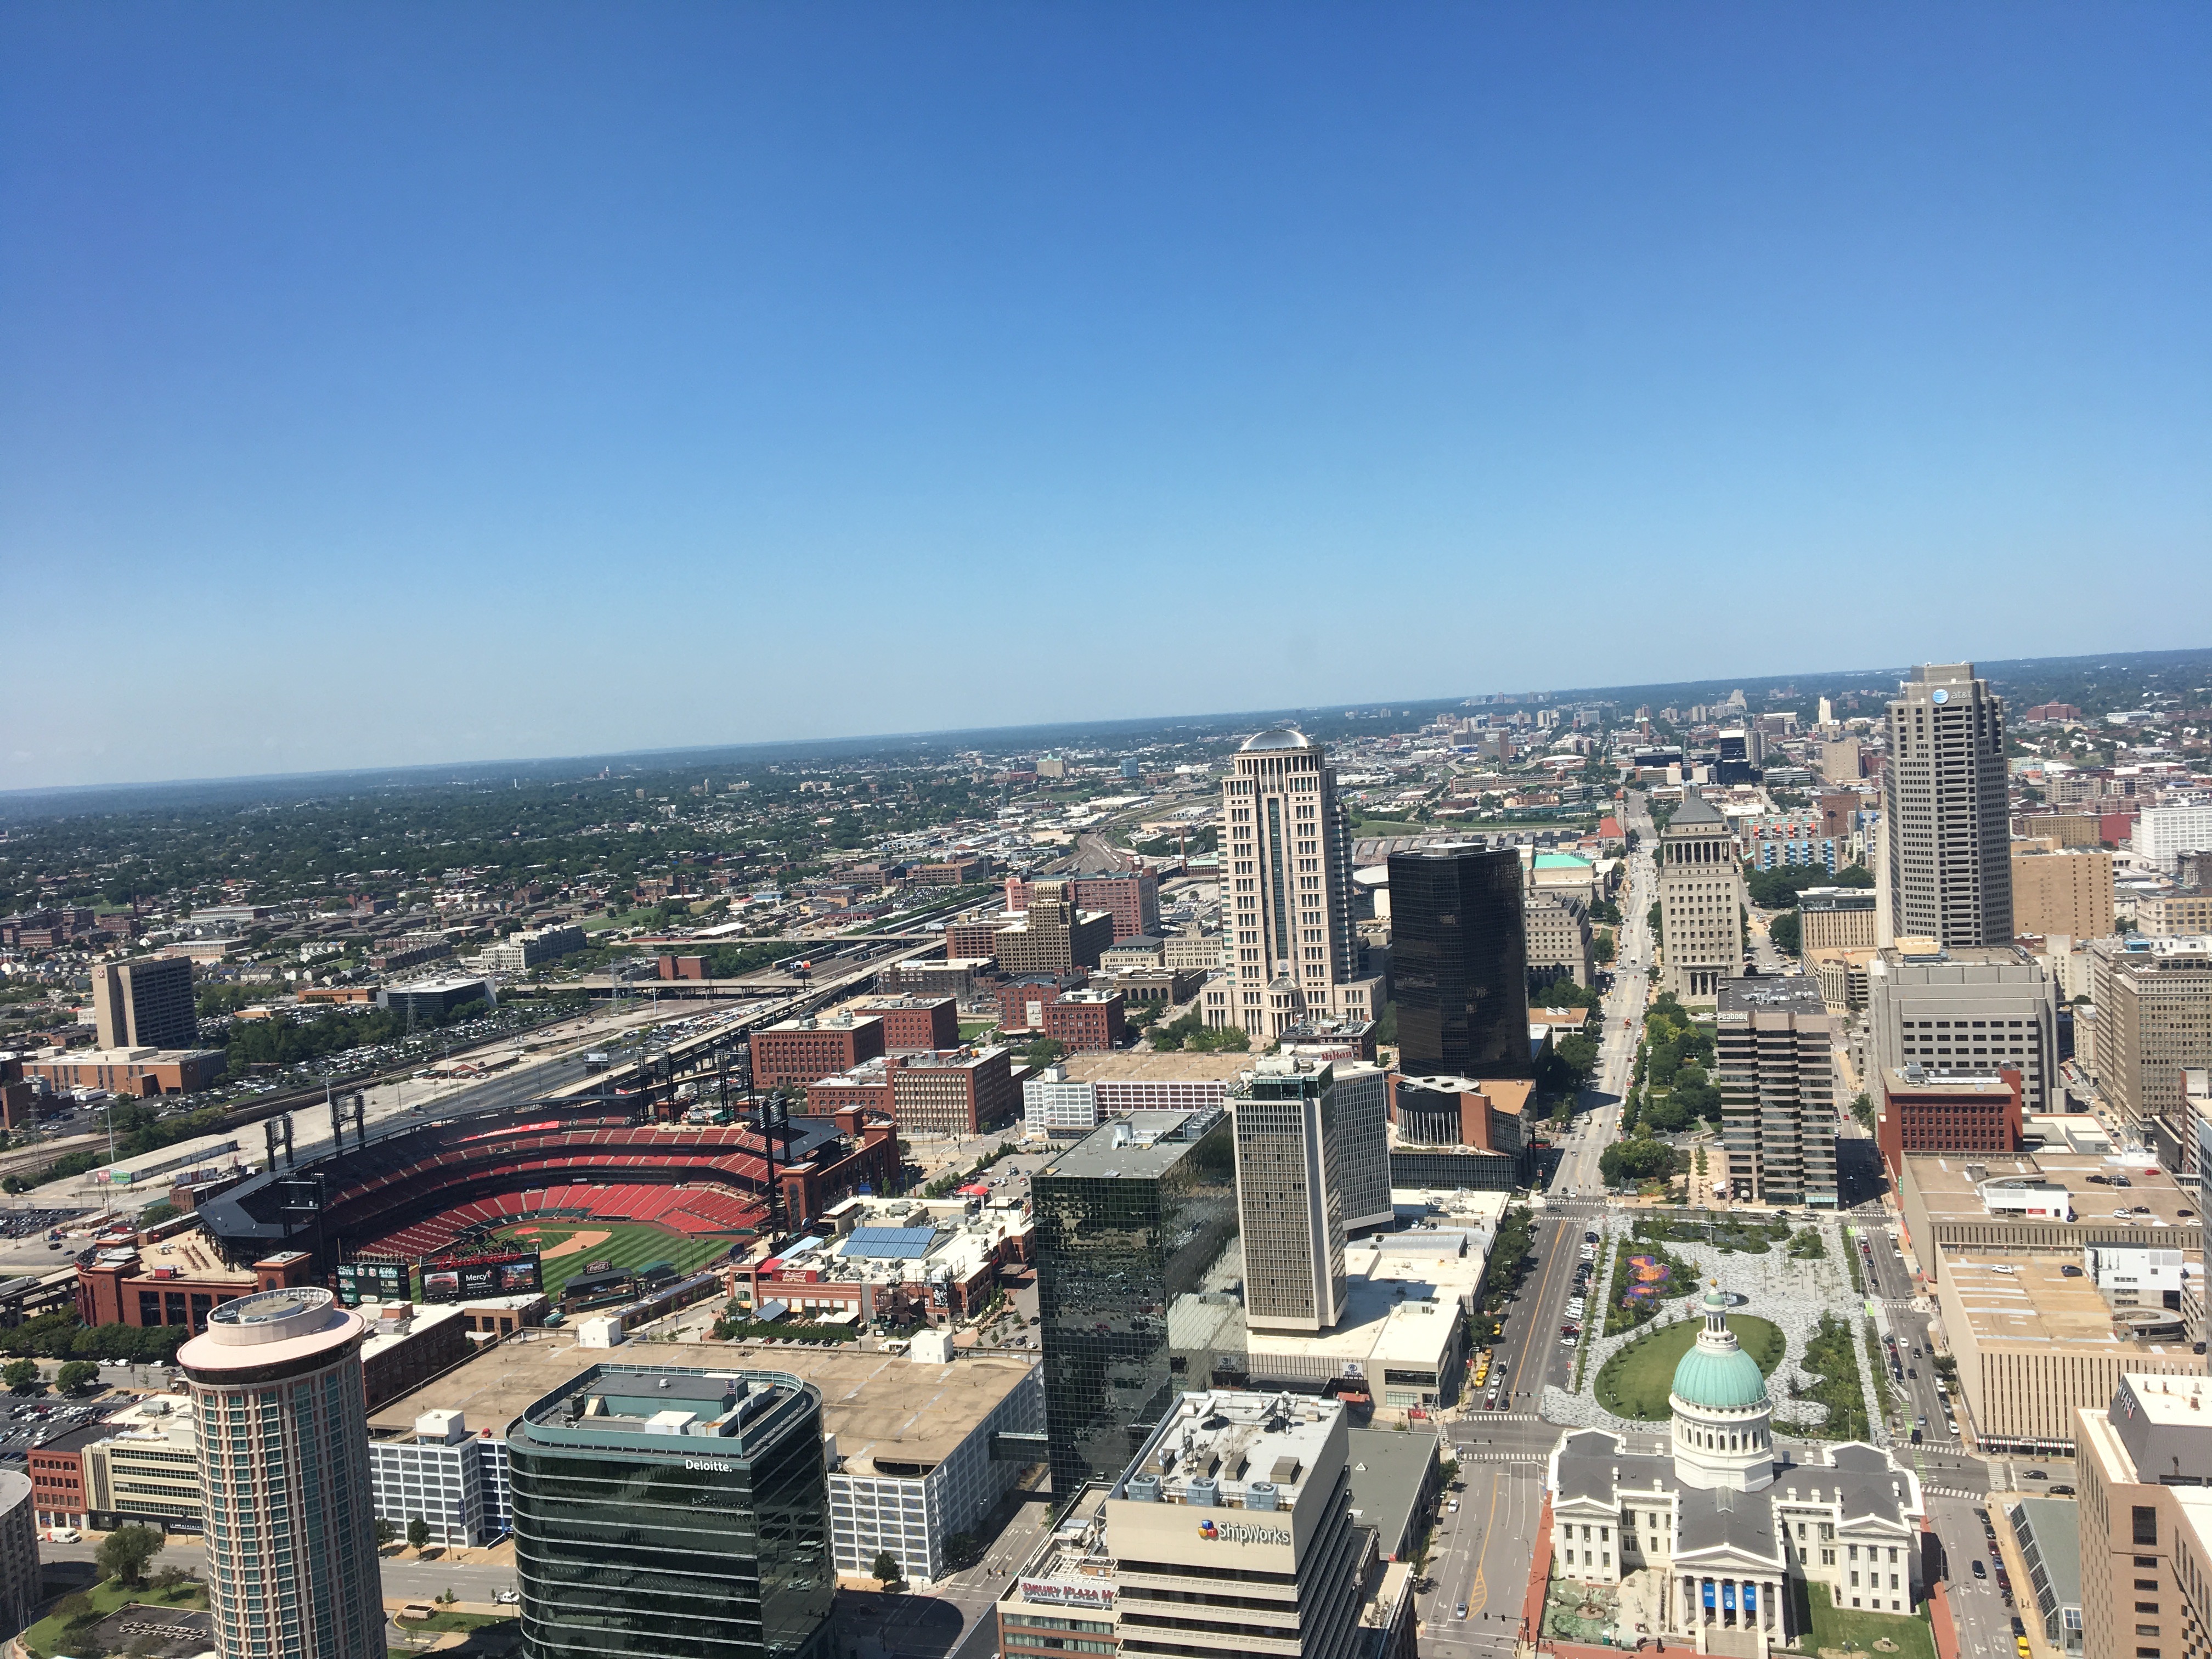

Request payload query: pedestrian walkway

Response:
[1460,1452,1546,1464]
[1925,1486,1982,1500]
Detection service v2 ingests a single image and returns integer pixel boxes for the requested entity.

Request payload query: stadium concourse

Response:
[194,1095,901,1273]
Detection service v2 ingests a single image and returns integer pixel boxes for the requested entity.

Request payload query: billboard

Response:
[336,1261,412,1306]
[420,1251,543,1303]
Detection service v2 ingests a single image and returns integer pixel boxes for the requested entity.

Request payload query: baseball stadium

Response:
[196,1097,901,1282]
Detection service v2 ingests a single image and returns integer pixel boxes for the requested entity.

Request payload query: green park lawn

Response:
[22,1575,206,1658]
[1785,1580,1936,1659]
[492,1222,733,1296]
[1593,1314,1785,1421]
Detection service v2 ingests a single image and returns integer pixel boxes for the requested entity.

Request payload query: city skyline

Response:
[5,6,2208,790]
[3,640,2207,803]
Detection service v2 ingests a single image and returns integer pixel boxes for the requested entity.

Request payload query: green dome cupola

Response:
[1670,1290,1770,1410]
[1668,1289,1776,1493]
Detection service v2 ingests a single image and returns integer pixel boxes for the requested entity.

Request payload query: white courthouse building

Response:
[1548,1292,1923,1651]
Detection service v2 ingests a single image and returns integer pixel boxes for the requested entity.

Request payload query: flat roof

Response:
[1040,1112,1220,1181]
[1347,1426,1438,1556]
[1057,1051,1254,1085]
[1116,1390,1343,1506]
[1882,1069,2017,1099]
[1246,1273,1463,1369]
[368,1335,1036,1471]
[1940,1251,2191,1355]
[1905,1148,2193,1229]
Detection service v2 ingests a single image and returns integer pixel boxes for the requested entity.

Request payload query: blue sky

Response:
[3,4,2207,788]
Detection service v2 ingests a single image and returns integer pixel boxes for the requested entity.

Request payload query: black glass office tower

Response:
[1032,1110,1246,1496]
[509,1366,834,1659]
[1389,845,1531,1079]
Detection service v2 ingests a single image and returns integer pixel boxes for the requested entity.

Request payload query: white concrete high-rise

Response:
[1883,663,2013,948]
[1212,729,1381,1036]
[180,1288,384,1659]
[1231,1058,1348,1332]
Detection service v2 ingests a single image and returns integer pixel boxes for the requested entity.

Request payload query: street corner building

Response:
[1548,1292,1923,1649]
[507,1362,836,1659]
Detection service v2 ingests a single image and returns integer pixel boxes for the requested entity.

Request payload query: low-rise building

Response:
[22,1047,228,1097]
[1809,947,1875,1016]
[2138,894,2212,938]
[753,1014,887,1088]
[1386,1074,1531,1189]
[376,975,493,1024]
[1935,1250,2202,1453]
[479,922,585,974]
[1897,1147,2199,1283]
[1798,888,1878,953]
[1242,1233,1486,1417]
[366,1332,1044,1581]
[737,1195,1034,1328]
[1525,891,1594,989]
[1043,991,1126,1054]
[851,996,961,1052]
[81,1395,202,1532]
[1876,1067,2023,1182]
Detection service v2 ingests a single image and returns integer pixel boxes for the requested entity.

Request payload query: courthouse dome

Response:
[1240,728,1314,752]
[1671,1291,1769,1411]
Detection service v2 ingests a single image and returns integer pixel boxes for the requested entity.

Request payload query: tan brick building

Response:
[2086,936,2212,1133]
[2011,844,2116,941]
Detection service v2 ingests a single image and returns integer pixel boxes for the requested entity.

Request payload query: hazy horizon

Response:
[7,6,2207,791]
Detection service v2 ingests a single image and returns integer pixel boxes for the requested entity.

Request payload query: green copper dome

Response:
[1671,1291,1770,1411]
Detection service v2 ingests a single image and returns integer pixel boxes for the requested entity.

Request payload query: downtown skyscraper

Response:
[1389,845,1531,1078]
[1209,729,1381,1039]
[1883,662,2013,949]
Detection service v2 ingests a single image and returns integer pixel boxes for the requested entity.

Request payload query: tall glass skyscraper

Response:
[1032,1110,1246,1495]
[1389,845,1532,1078]
[508,1365,833,1659]
[178,1288,385,1659]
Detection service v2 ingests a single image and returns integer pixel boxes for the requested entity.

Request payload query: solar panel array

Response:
[841,1226,938,1260]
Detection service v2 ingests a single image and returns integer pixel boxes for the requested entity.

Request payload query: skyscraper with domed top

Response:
[1208,729,1380,1037]
[1547,1291,1924,1650]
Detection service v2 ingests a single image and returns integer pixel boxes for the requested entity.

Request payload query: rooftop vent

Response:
[1187,1476,1218,1508]
[1246,1480,1280,1511]
[1127,1474,1161,1503]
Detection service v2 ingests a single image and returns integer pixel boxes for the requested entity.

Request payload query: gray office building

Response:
[1231,1060,1348,1334]
[92,955,198,1051]
[1884,663,2013,949]
[1033,1110,1246,1496]
[1717,977,1837,1208]
[508,1365,834,1659]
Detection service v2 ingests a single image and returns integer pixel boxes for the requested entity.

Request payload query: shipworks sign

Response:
[1197,1517,1291,1547]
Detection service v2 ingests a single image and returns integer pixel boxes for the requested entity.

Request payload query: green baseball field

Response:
[491,1222,735,1296]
